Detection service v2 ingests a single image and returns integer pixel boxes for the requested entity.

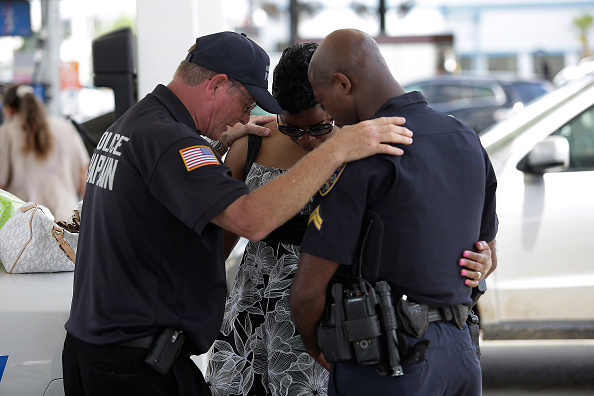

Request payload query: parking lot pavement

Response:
[481,339,594,395]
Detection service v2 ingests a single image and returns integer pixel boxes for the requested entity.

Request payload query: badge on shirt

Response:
[308,205,323,230]
[319,163,346,196]
[180,146,220,171]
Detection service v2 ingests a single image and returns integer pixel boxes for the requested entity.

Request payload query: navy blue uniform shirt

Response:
[300,92,497,307]
[65,85,249,353]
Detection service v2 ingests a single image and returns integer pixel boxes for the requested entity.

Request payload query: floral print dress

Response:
[206,162,329,396]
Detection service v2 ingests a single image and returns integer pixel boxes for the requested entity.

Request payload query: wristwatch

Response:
[203,137,228,156]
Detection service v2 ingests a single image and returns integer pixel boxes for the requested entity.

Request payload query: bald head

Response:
[308,29,404,125]
[309,29,389,88]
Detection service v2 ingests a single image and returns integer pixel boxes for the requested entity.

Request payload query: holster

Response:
[397,298,471,338]
[467,312,481,359]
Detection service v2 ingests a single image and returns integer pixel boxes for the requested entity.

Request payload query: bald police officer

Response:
[291,29,497,396]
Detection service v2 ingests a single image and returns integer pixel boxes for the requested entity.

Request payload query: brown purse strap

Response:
[8,203,37,273]
[72,209,80,228]
[51,225,77,263]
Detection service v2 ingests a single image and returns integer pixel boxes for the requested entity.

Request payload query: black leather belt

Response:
[116,334,155,349]
[427,307,444,322]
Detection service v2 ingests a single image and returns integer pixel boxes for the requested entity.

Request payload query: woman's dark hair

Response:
[3,84,53,159]
[272,42,319,115]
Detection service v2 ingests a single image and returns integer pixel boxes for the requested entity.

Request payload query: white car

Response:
[478,72,594,339]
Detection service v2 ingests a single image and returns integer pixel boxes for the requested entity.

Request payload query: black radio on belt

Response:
[318,277,382,365]
[317,276,403,376]
[343,279,383,365]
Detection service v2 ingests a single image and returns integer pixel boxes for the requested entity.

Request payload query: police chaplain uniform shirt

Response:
[63,84,245,393]
[63,32,283,395]
[300,91,498,395]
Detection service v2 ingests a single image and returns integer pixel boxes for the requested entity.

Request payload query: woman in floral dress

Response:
[206,42,333,396]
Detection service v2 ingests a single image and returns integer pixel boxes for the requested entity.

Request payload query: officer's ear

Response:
[205,74,229,101]
[332,72,352,96]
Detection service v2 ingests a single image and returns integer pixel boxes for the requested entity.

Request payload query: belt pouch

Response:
[451,304,470,330]
[396,298,429,338]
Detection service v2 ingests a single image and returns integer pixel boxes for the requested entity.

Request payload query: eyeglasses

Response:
[230,80,257,114]
[276,114,335,137]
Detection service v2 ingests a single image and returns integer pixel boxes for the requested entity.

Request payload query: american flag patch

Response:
[180,146,219,171]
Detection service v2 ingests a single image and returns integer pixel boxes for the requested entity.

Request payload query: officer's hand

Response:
[459,241,491,287]
[220,115,274,148]
[327,116,413,163]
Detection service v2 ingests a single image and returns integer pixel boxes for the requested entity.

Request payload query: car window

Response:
[406,83,452,103]
[553,105,594,170]
[437,84,466,102]
[466,85,496,99]
[507,82,550,103]
[411,83,497,104]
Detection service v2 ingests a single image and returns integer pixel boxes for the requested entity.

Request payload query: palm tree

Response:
[574,13,593,59]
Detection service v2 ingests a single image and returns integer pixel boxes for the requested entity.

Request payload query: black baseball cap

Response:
[186,31,283,114]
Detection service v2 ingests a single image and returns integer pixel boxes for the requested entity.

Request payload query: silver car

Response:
[478,72,594,339]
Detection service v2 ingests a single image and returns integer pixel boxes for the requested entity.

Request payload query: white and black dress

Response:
[206,136,329,396]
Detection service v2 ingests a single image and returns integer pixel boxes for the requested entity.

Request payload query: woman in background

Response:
[207,42,333,396]
[0,84,89,220]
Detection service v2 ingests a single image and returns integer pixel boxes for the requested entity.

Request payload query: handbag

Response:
[0,202,78,273]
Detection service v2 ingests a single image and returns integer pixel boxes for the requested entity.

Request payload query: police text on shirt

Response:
[86,131,130,190]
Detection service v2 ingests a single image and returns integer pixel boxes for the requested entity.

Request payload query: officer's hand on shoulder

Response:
[326,117,413,163]
[221,115,274,148]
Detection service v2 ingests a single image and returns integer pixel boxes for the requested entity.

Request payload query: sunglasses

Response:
[276,114,335,137]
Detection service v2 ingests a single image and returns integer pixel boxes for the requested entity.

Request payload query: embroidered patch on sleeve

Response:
[308,205,323,230]
[319,163,346,196]
[180,146,219,171]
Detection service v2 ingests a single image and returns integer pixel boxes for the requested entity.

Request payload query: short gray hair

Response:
[173,60,219,86]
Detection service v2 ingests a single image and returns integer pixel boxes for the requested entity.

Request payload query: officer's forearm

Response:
[212,141,344,241]
[211,117,412,241]
[290,253,338,364]
[290,278,326,358]
[292,304,324,360]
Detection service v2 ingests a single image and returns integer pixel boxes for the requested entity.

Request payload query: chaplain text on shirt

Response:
[86,131,129,191]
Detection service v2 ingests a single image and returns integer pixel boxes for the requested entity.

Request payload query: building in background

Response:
[0,0,593,118]
[251,0,594,84]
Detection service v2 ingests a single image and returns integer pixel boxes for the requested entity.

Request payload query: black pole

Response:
[290,0,298,44]
[379,0,386,36]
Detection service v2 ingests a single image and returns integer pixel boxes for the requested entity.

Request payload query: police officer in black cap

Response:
[291,29,497,395]
[62,31,414,395]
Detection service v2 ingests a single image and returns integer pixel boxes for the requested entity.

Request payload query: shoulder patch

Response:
[180,145,219,171]
[319,163,346,196]
[308,205,323,230]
